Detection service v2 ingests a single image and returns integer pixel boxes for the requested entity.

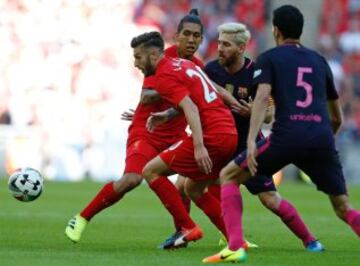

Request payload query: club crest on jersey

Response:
[224,84,234,94]
[171,58,183,71]
[237,87,248,99]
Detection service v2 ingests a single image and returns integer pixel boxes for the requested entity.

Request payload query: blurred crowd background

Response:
[0,0,359,183]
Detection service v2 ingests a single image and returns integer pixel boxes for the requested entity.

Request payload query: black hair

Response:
[177,8,204,34]
[272,5,304,39]
[130,31,164,51]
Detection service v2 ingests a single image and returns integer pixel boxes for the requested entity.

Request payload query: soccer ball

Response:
[8,167,44,202]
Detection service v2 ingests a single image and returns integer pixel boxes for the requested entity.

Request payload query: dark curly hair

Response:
[130,31,164,51]
[273,5,304,39]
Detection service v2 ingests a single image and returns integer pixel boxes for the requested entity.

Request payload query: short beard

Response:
[144,57,155,77]
[219,53,238,68]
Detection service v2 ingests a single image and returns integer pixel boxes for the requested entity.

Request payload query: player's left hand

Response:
[146,111,169,132]
[121,109,135,121]
[238,98,253,117]
[246,140,258,176]
[194,145,213,174]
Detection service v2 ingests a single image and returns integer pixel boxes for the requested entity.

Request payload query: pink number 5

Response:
[296,67,313,108]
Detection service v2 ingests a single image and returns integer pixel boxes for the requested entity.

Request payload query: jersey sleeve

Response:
[253,53,273,86]
[156,72,190,106]
[323,58,339,100]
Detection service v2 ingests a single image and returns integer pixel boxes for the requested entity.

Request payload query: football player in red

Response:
[64,10,206,244]
[131,31,238,248]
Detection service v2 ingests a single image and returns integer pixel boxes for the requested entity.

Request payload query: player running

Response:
[131,31,239,249]
[65,10,206,244]
[203,5,360,263]
[204,22,322,252]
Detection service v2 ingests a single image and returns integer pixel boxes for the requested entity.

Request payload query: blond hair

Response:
[217,22,251,45]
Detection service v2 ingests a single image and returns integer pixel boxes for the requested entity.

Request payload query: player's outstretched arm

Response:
[327,99,343,134]
[213,83,249,116]
[179,96,213,174]
[140,89,162,104]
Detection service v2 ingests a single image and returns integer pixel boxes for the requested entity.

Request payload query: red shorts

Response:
[159,134,238,181]
[124,138,161,175]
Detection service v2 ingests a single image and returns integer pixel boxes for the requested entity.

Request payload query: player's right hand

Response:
[246,140,258,176]
[194,145,213,174]
[146,111,169,132]
[121,109,135,121]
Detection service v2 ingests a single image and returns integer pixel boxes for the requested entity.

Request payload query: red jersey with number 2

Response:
[128,46,204,147]
[154,56,237,136]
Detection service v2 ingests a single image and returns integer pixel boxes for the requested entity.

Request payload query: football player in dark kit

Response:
[203,5,360,264]
[204,21,322,254]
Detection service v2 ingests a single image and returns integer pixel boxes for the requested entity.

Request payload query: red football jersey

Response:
[165,45,205,69]
[128,76,187,146]
[154,56,237,135]
[128,46,205,146]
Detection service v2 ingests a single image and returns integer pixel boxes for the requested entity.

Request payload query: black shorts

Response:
[234,136,347,196]
[236,139,276,195]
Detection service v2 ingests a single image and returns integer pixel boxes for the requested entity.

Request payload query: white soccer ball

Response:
[8,167,44,202]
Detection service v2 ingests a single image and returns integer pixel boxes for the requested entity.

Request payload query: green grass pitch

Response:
[1,179,359,266]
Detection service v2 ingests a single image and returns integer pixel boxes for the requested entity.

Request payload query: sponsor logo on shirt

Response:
[171,58,183,71]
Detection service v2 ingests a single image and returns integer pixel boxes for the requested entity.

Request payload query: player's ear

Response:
[149,47,160,62]
[174,32,180,43]
[238,43,246,54]
[272,26,280,38]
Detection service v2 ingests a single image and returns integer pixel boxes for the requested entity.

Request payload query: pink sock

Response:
[221,183,245,250]
[345,209,360,237]
[149,176,196,229]
[272,199,315,246]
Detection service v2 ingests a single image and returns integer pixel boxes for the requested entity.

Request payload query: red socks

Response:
[81,182,123,221]
[208,184,221,201]
[149,176,196,229]
[194,192,227,238]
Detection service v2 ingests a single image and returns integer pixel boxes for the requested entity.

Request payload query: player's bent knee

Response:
[184,183,203,202]
[258,191,281,210]
[141,165,152,182]
[142,163,160,183]
[219,167,230,183]
[219,162,240,184]
[124,174,143,189]
[114,174,143,193]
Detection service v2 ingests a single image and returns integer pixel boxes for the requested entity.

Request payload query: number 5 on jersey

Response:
[296,67,313,108]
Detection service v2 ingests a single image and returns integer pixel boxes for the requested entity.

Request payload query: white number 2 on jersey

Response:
[186,66,218,103]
